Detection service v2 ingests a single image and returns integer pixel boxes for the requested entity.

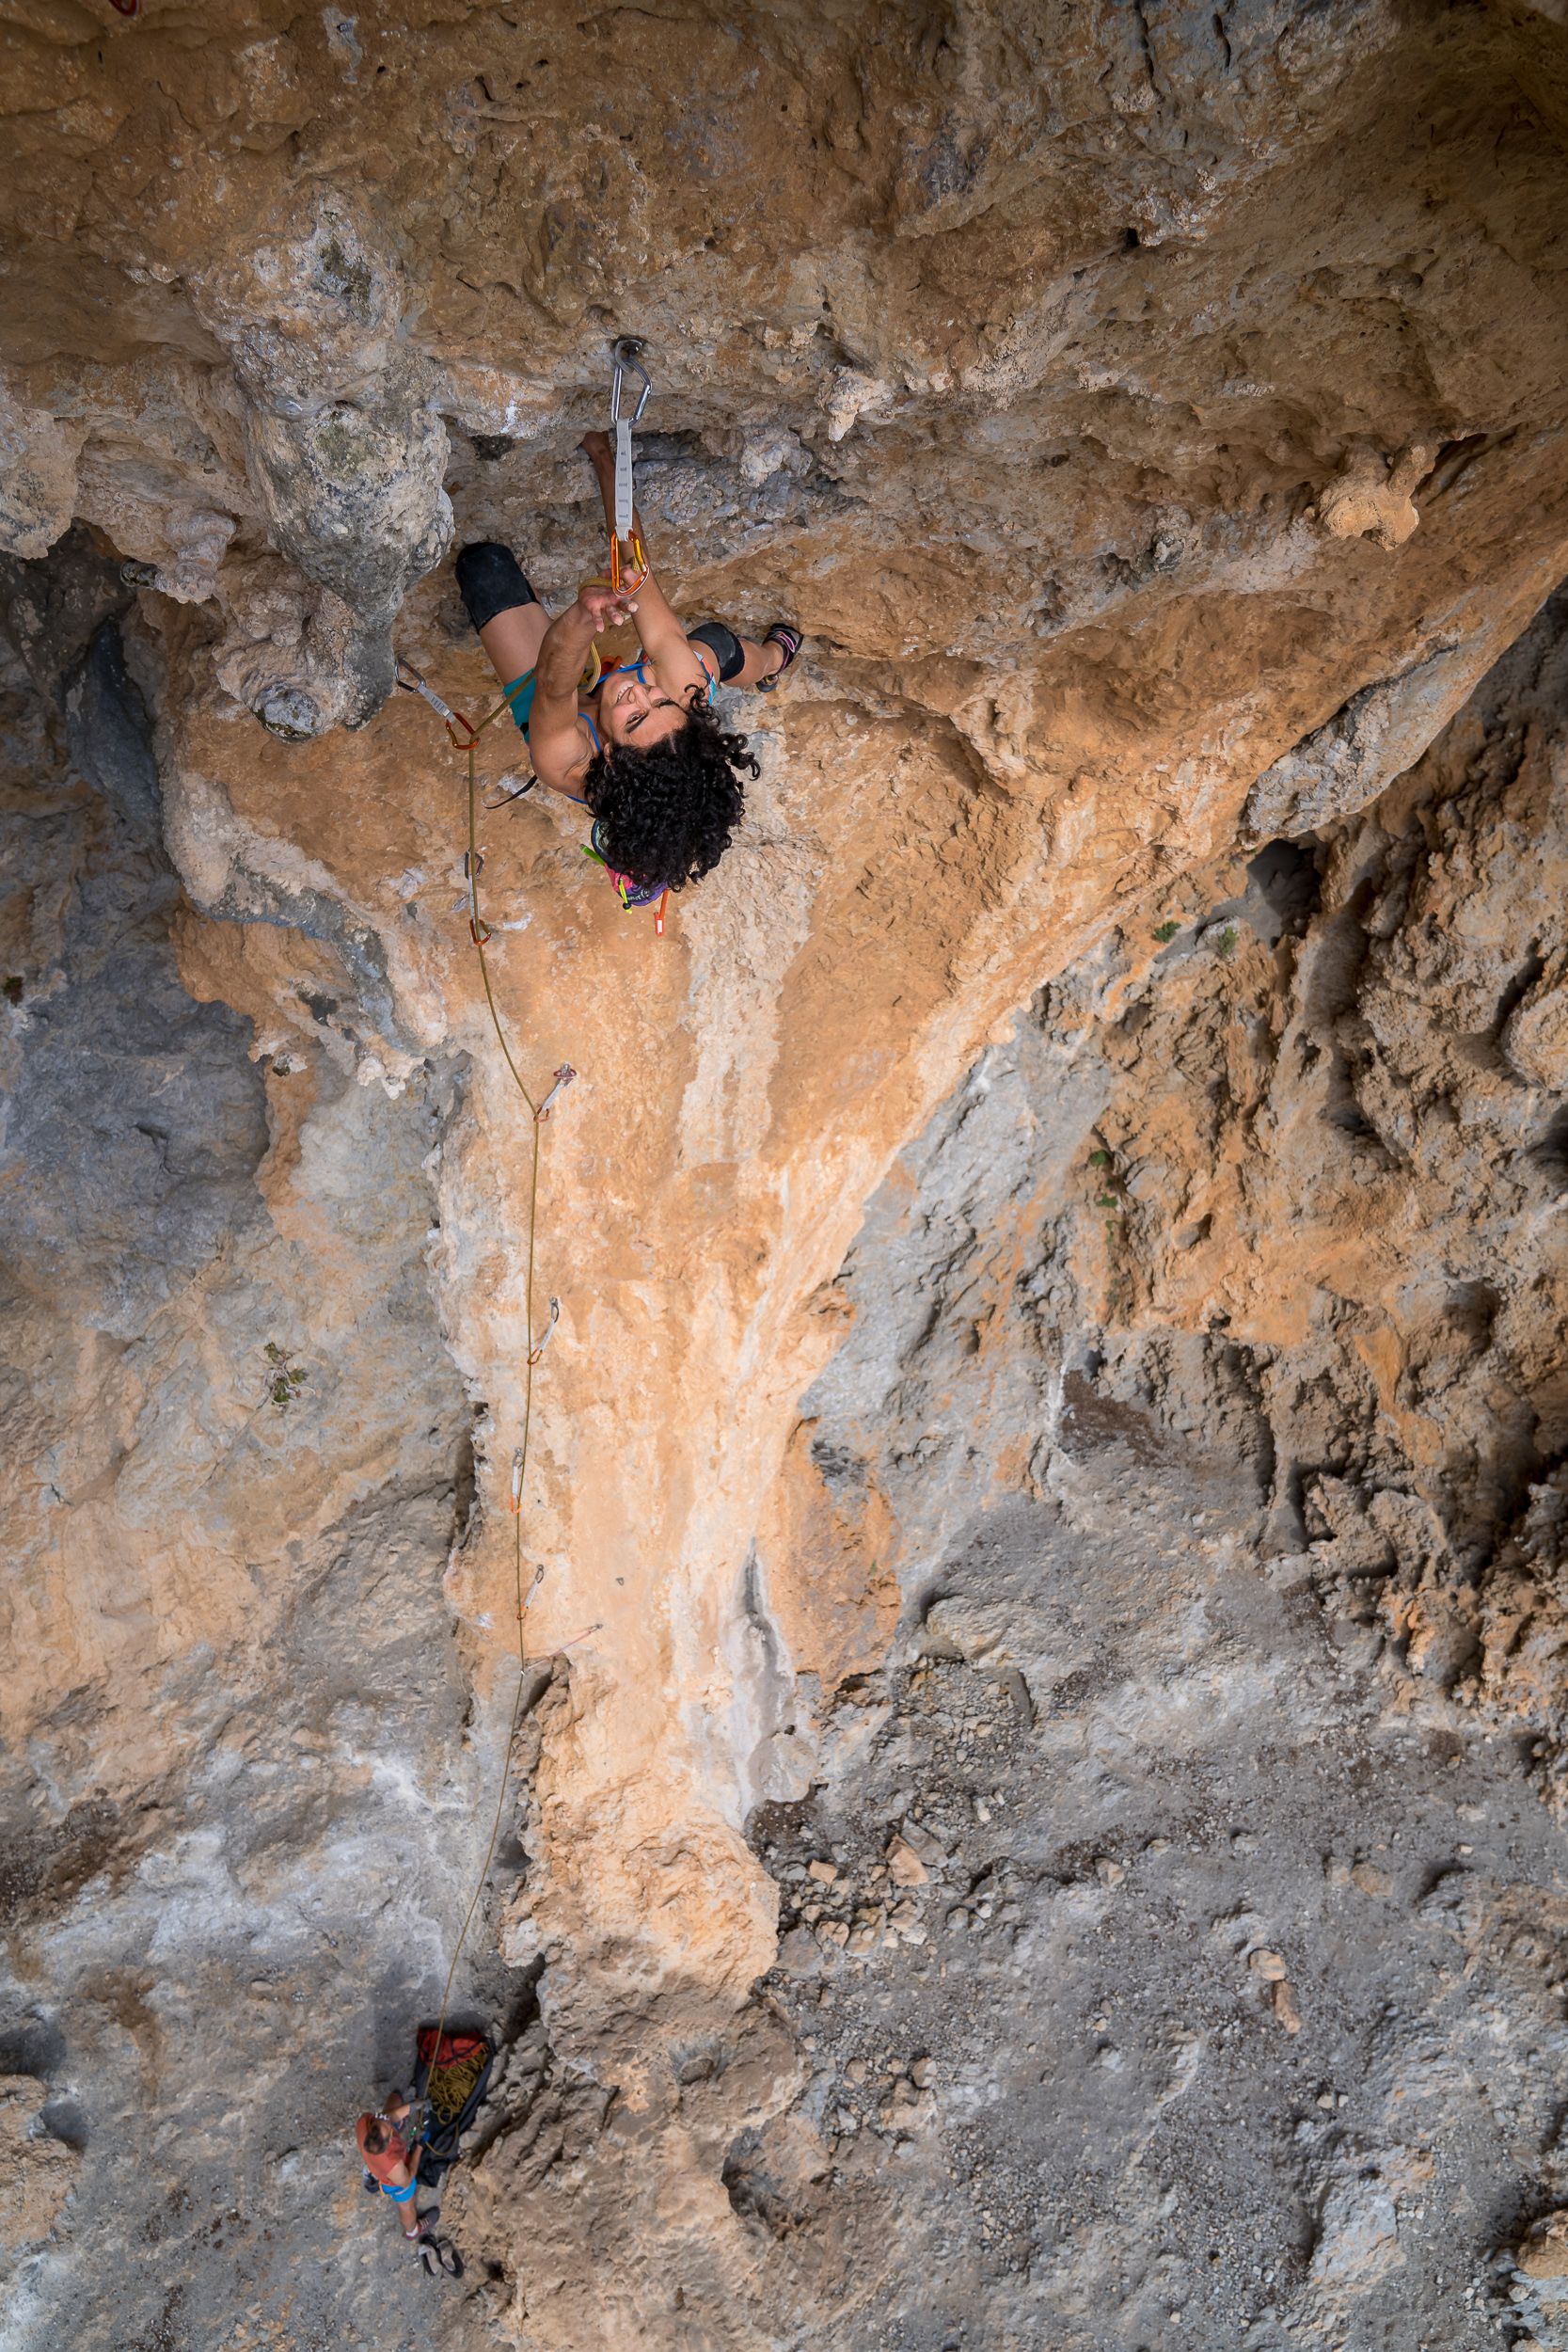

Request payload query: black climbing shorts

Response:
[687,620,746,683]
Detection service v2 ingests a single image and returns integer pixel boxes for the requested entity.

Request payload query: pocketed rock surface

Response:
[3,7,1568,2348]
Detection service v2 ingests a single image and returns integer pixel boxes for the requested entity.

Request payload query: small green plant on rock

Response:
[1153,920,1180,944]
[264,1341,309,1409]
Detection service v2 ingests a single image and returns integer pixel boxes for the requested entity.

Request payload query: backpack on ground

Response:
[412,2026,494,2194]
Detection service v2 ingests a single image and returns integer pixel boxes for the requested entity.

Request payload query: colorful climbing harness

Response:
[582,820,669,935]
[396,652,674,942]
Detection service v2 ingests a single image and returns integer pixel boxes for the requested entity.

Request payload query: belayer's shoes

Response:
[455,543,537,634]
[756,623,802,691]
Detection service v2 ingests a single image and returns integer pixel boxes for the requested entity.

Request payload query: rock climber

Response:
[453,430,801,907]
[356,2092,428,2245]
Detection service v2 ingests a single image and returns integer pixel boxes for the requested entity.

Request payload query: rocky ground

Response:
[756,1457,1567,2352]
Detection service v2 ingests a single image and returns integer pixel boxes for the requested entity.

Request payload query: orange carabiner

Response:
[609,531,647,599]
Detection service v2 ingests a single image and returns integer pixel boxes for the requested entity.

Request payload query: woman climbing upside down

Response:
[454,430,801,906]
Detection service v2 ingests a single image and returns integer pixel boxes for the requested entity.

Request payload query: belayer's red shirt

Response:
[356,2112,412,2186]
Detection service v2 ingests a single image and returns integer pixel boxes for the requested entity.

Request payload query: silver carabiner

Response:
[610,337,652,427]
[528,1295,561,1368]
[535,1062,577,1122]
[396,658,462,733]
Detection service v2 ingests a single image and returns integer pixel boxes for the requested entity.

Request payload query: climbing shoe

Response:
[756,623,803,691]
[455,543,536,634]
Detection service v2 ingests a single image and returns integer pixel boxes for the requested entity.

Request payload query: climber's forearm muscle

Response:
[526,600,599,797]
[579,434,708,707]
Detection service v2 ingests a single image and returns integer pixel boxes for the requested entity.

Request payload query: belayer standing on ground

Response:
[354,2032,490,2274]
[356,2093,427,2245]
[453,430,801,908]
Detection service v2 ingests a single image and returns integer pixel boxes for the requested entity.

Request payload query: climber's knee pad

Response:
[456,544,537,633]
[687,620,746,683]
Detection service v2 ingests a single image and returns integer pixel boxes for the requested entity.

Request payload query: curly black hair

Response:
[582,701,758,892]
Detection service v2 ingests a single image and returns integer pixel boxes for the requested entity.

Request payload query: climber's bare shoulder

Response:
[526,697,592,801]
[526,583,628,801]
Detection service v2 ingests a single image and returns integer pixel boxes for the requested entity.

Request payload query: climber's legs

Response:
[455,543,549,692]
[479,602,548,687]
[687,619,800,691]
[454,546,802,724]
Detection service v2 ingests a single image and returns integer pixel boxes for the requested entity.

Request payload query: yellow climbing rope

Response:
[387,340,657,2125]
[403,670,578,2058]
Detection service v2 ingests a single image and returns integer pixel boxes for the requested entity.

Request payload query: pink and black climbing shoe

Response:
[756,624,802,692]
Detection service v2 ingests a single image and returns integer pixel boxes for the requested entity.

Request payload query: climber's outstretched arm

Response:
[526,586,631,799]
[578,432,712,708]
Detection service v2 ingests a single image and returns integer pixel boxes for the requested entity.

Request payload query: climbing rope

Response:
[393,337,656,2074]
[401,665,583,2064]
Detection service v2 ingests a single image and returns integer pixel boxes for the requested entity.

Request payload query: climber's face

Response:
[599,669,689,750]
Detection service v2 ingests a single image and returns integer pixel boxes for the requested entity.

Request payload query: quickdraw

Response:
[527,1295,560,1366]
[397,657,468,738]
[608,337,651,598]
[536,1067,576,1121]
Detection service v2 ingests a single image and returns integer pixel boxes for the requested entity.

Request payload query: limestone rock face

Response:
[3,4,1568,2347]
[1508,2210,1568,2351]
[755,594,1568,2350]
